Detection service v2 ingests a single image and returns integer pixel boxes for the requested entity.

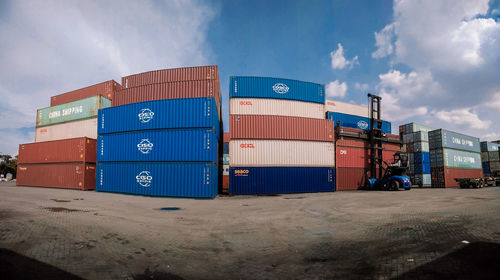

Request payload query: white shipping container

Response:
[325,100,370,118]
[35,118,98,142]
[223,164,229,175]
[230,140,335,167]
[229,98,325,119]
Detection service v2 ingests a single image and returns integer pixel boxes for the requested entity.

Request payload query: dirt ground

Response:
[1,181,500,279]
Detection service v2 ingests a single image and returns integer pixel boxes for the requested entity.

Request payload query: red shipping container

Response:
[223,132,230,143]
[230,115,334,142]
[18,137,96,164]
[16,163,96,190]
[383,142,401,151]
[399,124,406,135]
[431,167,484,188]
[50,80,120,106]
[336,138,368,148]
[113,80,221,118]
[122,66,219,89]
[336,167,368,191]
[336,146,369,168]
[223,175,229,188]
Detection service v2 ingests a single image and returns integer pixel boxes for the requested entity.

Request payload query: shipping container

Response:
[97,162,217,198]
[98,129,217,163]
[229,140,335,167]
[113,80,221,119]
[413,162,431,174]
[414,174,431,186]
[430,148,482,169]
[223,142,229,154]
[336,146,369,168]
[16,163,95,190]
[481,152,489,162]
[229,76,325,104]
[405,123,435,133]
[223,154,229,165]
[488,151,500,162]
[229,167,335,194]
[335,138,368,149]
[98,98,219,135]
[229,98,325,119]
[429,129,480,153]
[223,132,230,143]
[50,80,120,106]
[325,100,369,118]
[482,162,491,175]
[431,167,483,188]
[222,164,229,176]
[491,161,500,172]
[412,142,429,152]
[414,152,430,163]
[480,141,500,152]
[37,96,110,127]
[399,124,406,135]
[18,138,96,164]
[335,167,367,191]
[122,66,219,89]
[326,112,391,134]
[222,175,229,188]
[35,118,98,142]
[229,115,334,142]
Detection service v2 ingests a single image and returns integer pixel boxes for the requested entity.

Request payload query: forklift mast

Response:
[368,93,383,179]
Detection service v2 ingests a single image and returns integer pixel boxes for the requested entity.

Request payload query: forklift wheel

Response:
[390,180,400,191]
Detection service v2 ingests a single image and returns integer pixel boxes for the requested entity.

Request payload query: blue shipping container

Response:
[482,162,491,175]
[229,167,335,195]
[326,112,391,134]
[98,98,219,135]
[480,141,500,152]
[223,142,229,154]
[413,162,431,174]
[98,129,218,163]
[413,152,430,163]
[229,76,325,104]
[97,162,217,198]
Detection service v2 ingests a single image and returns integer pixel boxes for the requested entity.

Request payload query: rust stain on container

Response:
[230,115,334,142]
[18,137,96,164]
[50,80,120,106]
[121,66,219,89]
[16,163,96,190]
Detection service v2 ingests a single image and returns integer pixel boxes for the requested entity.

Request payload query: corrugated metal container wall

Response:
[223,165,229,175]
[481,152,489,162]
[229,76,325,104]
[336,138,368,149]
[229,140,335,167]
[325,100,369,118]
[482,162,491,175]
[429,129,480,153]
[414,152,430,163]
[229,167,335,194]
[488,151,500,161]
[16,163,95,190]
[229,115,334,142]
[18,138,96,164]
[50,80,120,106]
[222,175,229,188]
[98,129,217,163]
[491,161,500,172]
[98,98,219,135]
[335,146,369,168]
[35,118,98,142]
[430,149,482,169]
[414,174,432,186]
[223,143,229,154]
[229,98,325,119]
[405,123,435,133]
[113,80,221,119]
[326,112,391,134]
[96,162,217,198]
[122,66,219,89]
[37,96,110,127]
[223,154,229,164]
[223,132,230,143]
[480,141,500,152]
[335,167,368,190]
[431,167,483,188]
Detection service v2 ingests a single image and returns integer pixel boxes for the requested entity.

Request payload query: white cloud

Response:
[354,82,369,92]
[0,0,217,155]
[326,80,348,98]
[372,23,395,59]
[484,92,500,109]
[378,92,428,122]
[482,132,500,141]
[434,108,491,130]
[330,43,359,70]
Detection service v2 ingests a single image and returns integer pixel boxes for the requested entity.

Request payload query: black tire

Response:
[390,180,400,191]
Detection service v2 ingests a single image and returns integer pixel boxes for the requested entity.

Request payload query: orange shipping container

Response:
[50,80,120,106]
[18,137,96,164]
[122,66,219,89]
[230,115,334,142]
[16,163,96,190]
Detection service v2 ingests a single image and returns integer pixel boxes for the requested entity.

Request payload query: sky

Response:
[0,0,499,156]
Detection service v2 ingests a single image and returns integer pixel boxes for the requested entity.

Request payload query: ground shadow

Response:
[396,242,500,280]
[0,248,83,280]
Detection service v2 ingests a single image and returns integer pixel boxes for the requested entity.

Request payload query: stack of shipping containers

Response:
[228,76,335,195]
[326,101,400,190]
[17,81,117,189]
[222,132,230,193]
[96,66,221,198]
[399,123,434,187]
[429,129,483,188]
[480,141,500,176]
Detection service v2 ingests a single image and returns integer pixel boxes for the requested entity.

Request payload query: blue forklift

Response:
[366,93,411,191]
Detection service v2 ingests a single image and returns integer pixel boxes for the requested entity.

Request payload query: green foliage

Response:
[0,154,17,178]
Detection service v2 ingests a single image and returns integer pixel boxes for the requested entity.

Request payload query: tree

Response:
[0,154,17,178]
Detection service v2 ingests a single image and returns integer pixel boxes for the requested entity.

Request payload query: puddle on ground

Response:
[156,207,181,211]
[44,207,83,213]
[283,196,306,200]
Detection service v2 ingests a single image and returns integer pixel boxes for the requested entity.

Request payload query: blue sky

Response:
[0,0,499,155]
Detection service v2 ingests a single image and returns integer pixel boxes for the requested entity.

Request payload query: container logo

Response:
[138,108,154,123]
[137,139,153,154]
[136,171,152,187]
[240,143,255,148]
[272,83,289,94]
[239,101,252,105]
[340,149,347,155]
[357,120,369,130]
[234,169,249,176]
